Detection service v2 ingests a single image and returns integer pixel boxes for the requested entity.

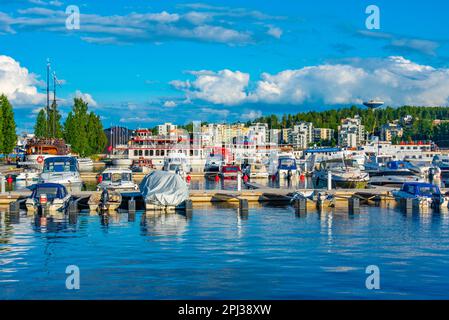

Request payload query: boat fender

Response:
[6,175,13,184]
[214,175,220,182]
[243,175,249,182]
[36,156,44,164]
[97,175,103,183]
[186,175,191,183]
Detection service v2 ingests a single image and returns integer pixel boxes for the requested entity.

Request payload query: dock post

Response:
[348,196,360,214]
[401,198,413,213]
[294,197,307,215]
[0,175,5,194]
[237,172,242,191]
[68,200,78,214]
[184,199,193,219]
[327,171,332,190]
[239,198,248,212]
[9,201,20,214]
[128,199,136,214]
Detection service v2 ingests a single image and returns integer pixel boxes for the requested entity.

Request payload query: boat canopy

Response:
[140,170,189,206]
[386,161,413,170]
[401,182,440,197]
[30,183,68,200]
[304,148,341,154]
[278,158,297,170]
[43,156,78,173]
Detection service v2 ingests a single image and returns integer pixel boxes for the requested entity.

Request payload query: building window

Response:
[134,150,138,156]
[145,150,149,156]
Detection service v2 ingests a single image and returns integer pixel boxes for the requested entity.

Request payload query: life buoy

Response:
[36,156,44,164]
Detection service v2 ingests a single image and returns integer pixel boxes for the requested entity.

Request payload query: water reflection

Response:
[140,212,189,237]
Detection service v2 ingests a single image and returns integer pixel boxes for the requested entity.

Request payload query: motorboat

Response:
[88,189,122,212]
[392,182,448,210]
[163,153,190,178]
[204,153,224,179]
[77,157,94,172]
[97,168,138,191]
[38,156,83,192]
[140,170,189,211]
[16,169,40,182]
[433,155,449,174]
[313,158,369,189]
[112,157,133,168]
[277,153,299,179]
[25,183,72,213]
[367,160,424,187]
[244,163,269,179]
[220,165,241,180]
[131,158,154,173]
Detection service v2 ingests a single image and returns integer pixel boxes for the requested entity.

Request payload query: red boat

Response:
[220,165,241,180]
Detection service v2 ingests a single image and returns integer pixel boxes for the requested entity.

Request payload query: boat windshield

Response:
[279,158,296,169]
[33,187,65,200]
[102,173,132,182]
[169,164,181,171]
[43,161,77,173]
[418,186,439,196]
[223,166,239,173]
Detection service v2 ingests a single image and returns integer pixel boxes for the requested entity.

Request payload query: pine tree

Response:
[34,109,47,138]
[0,94,16,155]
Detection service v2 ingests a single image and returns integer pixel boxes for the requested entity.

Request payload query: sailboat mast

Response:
[46,60,50,137]
[53,72,57,138]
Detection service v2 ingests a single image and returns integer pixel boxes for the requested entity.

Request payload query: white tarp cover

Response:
[140,170,189,206]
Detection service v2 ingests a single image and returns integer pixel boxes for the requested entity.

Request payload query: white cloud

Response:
[241,110,262,120]
[163,100,177,107]
[266,25,282,39]
[0,55,45,105]
[171,69,250,105]
[75,90,97,107]
[172,56,449,107]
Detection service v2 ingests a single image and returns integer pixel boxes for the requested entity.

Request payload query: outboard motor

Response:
[100,188,109,211]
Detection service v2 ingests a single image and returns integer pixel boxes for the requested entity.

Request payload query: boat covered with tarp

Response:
[140,170,189,210]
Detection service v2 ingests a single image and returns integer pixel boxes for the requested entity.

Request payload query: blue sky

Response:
[1,0,449,132]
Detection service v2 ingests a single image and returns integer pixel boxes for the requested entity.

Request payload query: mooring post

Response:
[239,198,248,212]
[348,196,360,214]
[237,171,242,192]
[402,198,413,213]
[128,198,136,213]
[327,171,332,191]
[68,200,78,214]
[0,175,5,194]
[294,197,307,214]
[9,201,20,214]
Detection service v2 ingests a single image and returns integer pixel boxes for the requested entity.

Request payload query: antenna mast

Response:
[46,59,51,137]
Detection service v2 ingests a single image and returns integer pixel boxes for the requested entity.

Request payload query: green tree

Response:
[0,94,16,155]
[0,101,3,153]
[34,109,48,138]
[64,98,107,157]
[48,101,63,138]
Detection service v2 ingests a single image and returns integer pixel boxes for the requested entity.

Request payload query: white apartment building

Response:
[289,122,314,149]
[338,116,365,148]
[313,128,335,142]
[248,123,268,146]
[158,122,178,136]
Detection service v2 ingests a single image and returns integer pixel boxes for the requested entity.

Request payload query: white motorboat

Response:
[245,163,269,179]
[392,182,448,210]
[277,153,299,179]
[367,161,424,187]
[313,158,369,189]
[16,169,40,182]
[38,156,83,192]
[97,168,138,191]
[25,183,72,214]
[112,158,133,168]
[163,153,191,178]
[77,157,94,172]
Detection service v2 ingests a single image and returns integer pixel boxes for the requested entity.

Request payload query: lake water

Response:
[1,205,449,299]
